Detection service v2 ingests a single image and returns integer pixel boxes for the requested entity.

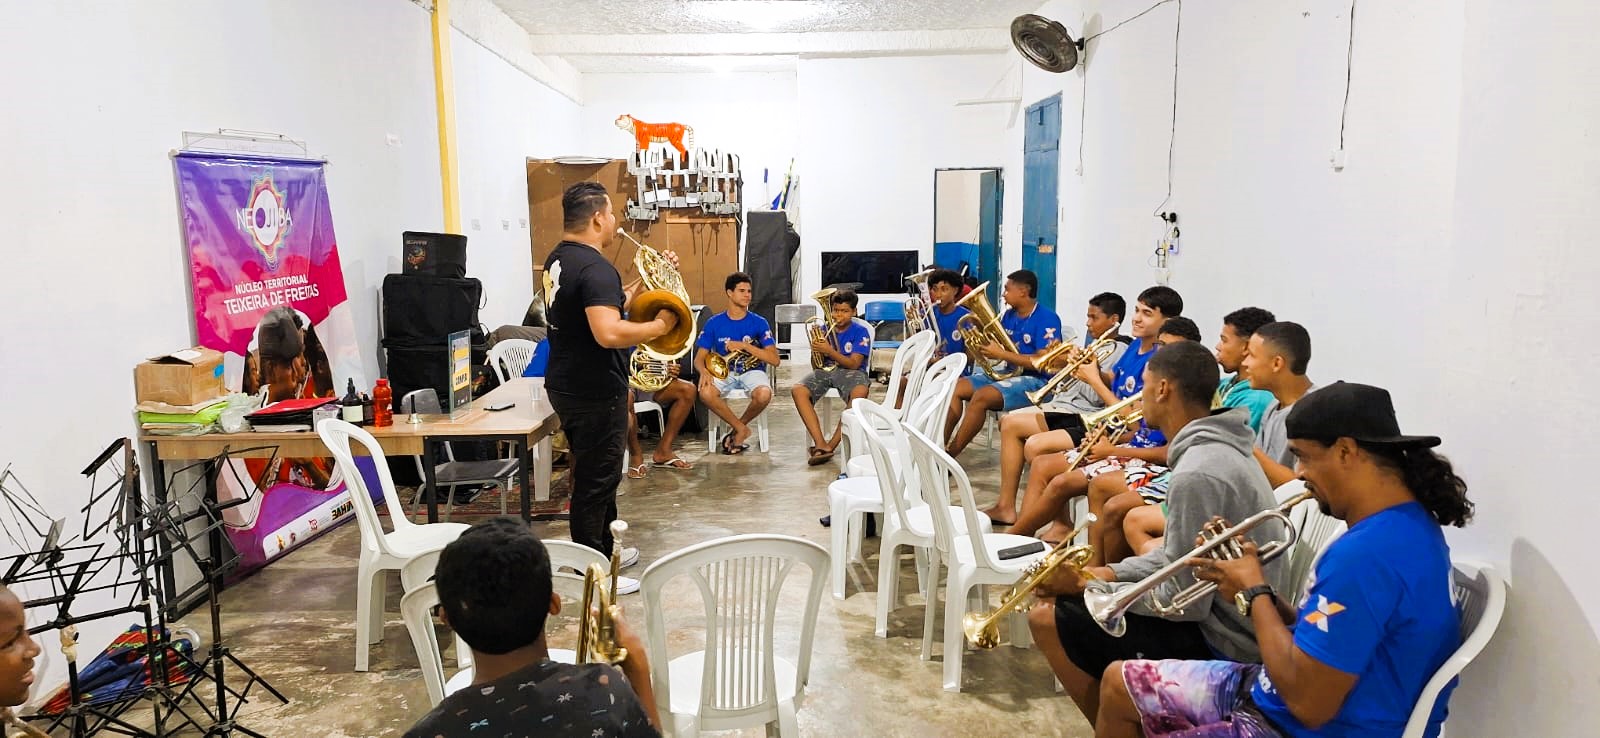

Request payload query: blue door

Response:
[1023,95,1061,311]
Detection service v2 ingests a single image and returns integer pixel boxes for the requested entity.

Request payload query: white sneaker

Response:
[618,547,640,569]
[612,575,640,595]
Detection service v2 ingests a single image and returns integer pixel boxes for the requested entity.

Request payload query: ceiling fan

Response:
[1010,14,1084,73]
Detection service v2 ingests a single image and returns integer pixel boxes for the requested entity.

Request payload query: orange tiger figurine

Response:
[615,114,695,159]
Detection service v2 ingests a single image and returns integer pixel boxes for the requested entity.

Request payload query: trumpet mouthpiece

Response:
[1083,513,1098,524]
[610,520,629,536]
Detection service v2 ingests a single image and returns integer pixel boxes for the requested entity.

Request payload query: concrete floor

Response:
[193,374,1092,737]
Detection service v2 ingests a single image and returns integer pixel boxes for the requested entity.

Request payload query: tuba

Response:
[618,229,695,360]
[954,282,1023,380]
[1025,324,1123,406]
[804,287,842,371]
[628,351,673,392]
[1085,492,1311,636]
[964,515,1098,648]
[577,520,631,664]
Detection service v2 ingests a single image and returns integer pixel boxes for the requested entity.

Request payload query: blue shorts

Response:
[966,373,1048,412]
[714,369,770,395]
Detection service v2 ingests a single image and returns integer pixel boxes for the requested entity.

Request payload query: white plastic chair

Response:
[844,349,956,479]
[840,331,938,476]
[705,388,771,453]
[639,534,828,738]
[1401,560,1507,738]
[400,389,521,520]
[486,338,537,384]
[624,398,666,471]
[316,418,470,672]
[905,424,1049,692]
[400,539,606,705]
[857,398,990,647]
[774,303,819,387]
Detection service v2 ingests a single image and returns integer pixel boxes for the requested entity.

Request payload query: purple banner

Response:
[175,152,371,574]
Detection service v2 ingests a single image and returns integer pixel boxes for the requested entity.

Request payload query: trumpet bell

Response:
[629,289,694,358]
[1084,581,1128,637]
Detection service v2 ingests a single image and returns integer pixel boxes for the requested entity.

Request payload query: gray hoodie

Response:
[1104,406,1291,662]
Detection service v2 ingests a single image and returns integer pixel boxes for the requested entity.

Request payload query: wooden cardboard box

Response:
[133,347,226,406]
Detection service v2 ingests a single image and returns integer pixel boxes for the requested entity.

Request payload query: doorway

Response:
[933,168,1003,306]
[1023,94,1061,311]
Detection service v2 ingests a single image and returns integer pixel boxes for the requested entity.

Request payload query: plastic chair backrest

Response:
[400,582,451,705]
[487,339,537,384]
[864,300,907,322]
[1274,480,1347,605]
[886,331,938,410]
[858,400,921,534]
[904,424,999,569]
[774,303,817,325]
[907,354,967,443]
[316,418,413,554]
[639,534,828,720]
[401,388,444,414]
[1401,560,1507,738]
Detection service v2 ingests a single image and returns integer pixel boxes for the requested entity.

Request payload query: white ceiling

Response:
[490,0,1040,72]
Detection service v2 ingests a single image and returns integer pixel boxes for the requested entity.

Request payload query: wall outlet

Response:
[1331,149,1347,171]
[470,218,481,231]
[519,218,528,229]
[501,219,510,230]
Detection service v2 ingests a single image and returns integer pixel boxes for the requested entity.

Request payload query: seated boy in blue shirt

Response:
[944,269,1070,457]
[695,272,781,456]
[794,290,872,465]
[1095,382,1474,738]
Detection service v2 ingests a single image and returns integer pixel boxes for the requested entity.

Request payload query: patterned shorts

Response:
[797,369,870,402]
[1120,660,1283,738]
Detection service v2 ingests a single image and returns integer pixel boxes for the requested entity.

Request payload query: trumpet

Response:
[954,282,1023,380]
[1085,491,1312,637]
[1026,324,1122,406]
[618,229,695,360]
[577,520,631,664]
[706,347,760,380]
[628,351,674,392]
[804,287,842,371]
[963,515,1097,648]
[1063,392,1144,472]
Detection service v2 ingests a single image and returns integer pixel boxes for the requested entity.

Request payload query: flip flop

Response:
[652,457,693,470]
[719,433,736,455]
[728,445,748,456]
[625,463,648,480]
[807,447,834,466]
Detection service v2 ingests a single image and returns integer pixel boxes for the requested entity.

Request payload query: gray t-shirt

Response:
[1044,339,1129,415]
[1256,382,1319,466]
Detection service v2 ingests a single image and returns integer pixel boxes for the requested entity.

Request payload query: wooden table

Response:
[142,377,561,522]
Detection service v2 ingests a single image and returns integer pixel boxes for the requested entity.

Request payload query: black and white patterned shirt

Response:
[404,660,658,738]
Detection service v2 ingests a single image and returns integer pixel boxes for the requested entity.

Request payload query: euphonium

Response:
[1026,324,1123,406]
[954,282,1023,380]
[1085,491,1311,637]
[618,229,695,360]
[903,269,938,342]
[706,347,759,380]
[804,287,842,371]
[628,351,673,392]
[577,520,630,664]
[963,515,1098,649]
[1063,392,1144,472]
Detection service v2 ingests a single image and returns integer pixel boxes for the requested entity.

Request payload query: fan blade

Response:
[1011,14,1080,73]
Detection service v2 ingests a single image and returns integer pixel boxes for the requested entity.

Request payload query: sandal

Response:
[653,457,693,470]
[625,463,648,480]
[807,447,834,466]
[719,433,736,455]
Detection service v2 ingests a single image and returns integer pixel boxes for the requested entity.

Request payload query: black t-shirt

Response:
[543,241,628,398]
[403,659,659,738]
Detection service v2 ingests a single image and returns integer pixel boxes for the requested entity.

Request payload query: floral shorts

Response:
[1120,660,1283,738]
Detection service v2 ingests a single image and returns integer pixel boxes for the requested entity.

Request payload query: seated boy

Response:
[792,290,872,466]
[405,518,660,738]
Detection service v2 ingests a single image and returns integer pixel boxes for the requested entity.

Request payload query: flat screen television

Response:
[820,250,920,294]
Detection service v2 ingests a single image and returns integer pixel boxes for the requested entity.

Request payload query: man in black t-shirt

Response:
[404,518,660,738]
[542,182,679,564]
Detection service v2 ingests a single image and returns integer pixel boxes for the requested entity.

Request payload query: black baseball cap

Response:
[1285,381,1441,448]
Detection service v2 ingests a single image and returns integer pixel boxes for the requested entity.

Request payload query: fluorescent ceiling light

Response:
[690,1,829,32]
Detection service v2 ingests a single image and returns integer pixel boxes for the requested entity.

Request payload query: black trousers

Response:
[547,388,627,556]
[1054,593,1216,678]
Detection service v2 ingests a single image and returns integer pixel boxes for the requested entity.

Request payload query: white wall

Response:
[796,54,1016,298]
[0,0,579,696]
[935,169,985,245]
[1013,0,1600,734]
[578,71,799,211]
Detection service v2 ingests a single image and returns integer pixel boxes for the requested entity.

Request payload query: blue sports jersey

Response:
[520,340,550,378]
[1112,338,1166,446]
[695,312,775,372]
[815,320,872,371]
[932,304,970,358]
[998,305,1063,378]
[1215,373,1275,432]
[1253,502,1460,738]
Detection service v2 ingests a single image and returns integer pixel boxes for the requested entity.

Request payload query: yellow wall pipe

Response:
[431,0,461,233]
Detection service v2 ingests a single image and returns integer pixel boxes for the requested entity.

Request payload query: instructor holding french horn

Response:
[541,182,690,572]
